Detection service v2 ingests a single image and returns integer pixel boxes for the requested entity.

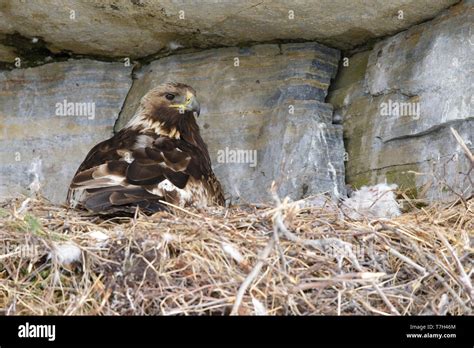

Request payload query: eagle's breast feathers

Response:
[67,83,224,213]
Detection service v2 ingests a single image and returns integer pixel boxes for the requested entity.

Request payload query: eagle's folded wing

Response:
[68,134,216,212]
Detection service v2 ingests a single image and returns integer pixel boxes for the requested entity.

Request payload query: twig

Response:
[384,245,427,275]
[275,212,362,271]
[230,238,275,315]
[435,230,473,301]
[373,282,401,315]
[270,183,362,271]
[158,200,203,219]
[272,213,288,274]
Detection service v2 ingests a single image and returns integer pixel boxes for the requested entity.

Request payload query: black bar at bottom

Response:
[0,316,471,346]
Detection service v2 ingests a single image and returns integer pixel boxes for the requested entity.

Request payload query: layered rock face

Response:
[0,43,344,204]
[329,1,473,201]
[0,60,132,203]
[0,0,457,62]
[117,43,344,203]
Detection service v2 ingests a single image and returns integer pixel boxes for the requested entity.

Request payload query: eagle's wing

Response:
[67,130,223,212]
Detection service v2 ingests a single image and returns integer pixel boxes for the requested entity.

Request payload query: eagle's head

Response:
[128,82,201,135]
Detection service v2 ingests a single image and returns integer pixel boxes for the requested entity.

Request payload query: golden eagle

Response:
[67,83,224,213]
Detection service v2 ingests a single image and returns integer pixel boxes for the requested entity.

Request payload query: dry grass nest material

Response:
[0,193,472,316]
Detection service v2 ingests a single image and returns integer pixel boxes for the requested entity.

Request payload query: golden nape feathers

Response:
[67,82,224,214]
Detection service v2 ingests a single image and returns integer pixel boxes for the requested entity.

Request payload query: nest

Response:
[0,190,472,316]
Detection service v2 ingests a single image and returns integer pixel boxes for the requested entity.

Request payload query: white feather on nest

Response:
[342,183,401,220]
[48,243,82,265]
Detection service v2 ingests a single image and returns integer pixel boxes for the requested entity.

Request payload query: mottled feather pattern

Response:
[67,83,224,213]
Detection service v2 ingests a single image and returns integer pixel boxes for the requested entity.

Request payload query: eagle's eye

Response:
[165,93,175,101]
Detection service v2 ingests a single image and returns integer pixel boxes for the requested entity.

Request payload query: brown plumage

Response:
[67,82,225,213]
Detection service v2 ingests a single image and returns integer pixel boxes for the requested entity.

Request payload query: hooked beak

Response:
[170,91,201,117]
[187,94,201,117]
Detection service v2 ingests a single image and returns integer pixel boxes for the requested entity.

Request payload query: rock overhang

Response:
[0,0,460,63]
